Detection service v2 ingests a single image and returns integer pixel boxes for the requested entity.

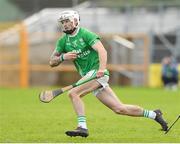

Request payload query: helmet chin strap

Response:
[63,27,77,34]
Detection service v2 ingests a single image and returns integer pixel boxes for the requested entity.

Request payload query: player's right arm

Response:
[49,37,65,67]
[49,50,78,67]
[49,50,63,67]
[49,36,78,67]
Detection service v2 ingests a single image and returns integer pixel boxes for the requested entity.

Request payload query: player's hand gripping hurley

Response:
[39,76,97,103]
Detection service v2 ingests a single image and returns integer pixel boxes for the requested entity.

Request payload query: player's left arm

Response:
[92,40,107,77]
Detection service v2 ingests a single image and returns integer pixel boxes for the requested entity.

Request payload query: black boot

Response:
[154,109,168,131]
[65,127,89,137]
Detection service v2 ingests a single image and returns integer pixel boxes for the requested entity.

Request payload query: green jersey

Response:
[55,27,100,76]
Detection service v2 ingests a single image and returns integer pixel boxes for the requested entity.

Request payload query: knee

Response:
[112,105,127,115]
[68,89,79,99]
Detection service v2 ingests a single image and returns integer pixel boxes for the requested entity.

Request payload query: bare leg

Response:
[68,79,101,116]
[65,79,102,137]
[96,86,144,117]
[96,86,168,131]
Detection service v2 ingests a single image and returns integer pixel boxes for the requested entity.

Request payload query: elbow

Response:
[49,60,58,67]
[49,58,61,67]
[49,60,54,67]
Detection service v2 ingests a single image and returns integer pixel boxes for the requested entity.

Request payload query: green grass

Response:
[0,86,180,143]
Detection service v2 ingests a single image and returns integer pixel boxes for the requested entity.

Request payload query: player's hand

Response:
[63,52,78,60]
[96,69,105,78]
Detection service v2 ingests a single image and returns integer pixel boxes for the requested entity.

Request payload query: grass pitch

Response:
[0,86,180,143]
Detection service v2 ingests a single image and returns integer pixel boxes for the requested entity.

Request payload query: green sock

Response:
[143,109,156,119]
[78,116,87,129]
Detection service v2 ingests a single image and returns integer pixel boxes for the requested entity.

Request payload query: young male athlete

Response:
[50,10,168,137]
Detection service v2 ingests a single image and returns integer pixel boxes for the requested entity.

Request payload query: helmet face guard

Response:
[58,10,80,34]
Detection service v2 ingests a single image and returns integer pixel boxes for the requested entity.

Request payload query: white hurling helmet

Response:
[58,10,80,34]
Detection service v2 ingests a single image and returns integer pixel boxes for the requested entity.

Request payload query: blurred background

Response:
[0,0,180,88]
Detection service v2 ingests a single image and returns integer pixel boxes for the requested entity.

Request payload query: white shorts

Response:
[93,75,109,96]
[81,70,109,96]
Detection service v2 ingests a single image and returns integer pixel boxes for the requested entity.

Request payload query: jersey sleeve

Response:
[55,35,66,53]
[83,28,100,46]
